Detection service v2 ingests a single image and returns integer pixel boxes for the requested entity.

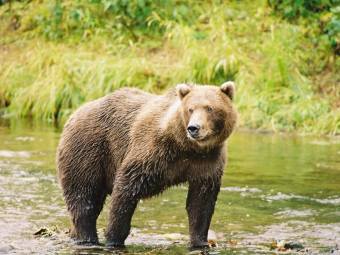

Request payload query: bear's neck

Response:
[159,98,187,145]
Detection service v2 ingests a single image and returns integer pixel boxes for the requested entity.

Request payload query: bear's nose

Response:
[187,124,200,137]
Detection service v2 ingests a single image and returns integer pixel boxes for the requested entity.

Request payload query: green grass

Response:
[0,0,339,135]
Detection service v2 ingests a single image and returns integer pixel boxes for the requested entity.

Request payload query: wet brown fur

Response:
[57,84,237,247]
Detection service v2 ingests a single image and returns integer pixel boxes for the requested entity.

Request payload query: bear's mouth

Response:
[186,131,212,142]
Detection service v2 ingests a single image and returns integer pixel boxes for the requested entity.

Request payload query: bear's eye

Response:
[206,106,213,112]
[188,108,193,114]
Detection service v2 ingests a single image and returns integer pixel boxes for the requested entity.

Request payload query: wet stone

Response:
[0,245,15,254]
[284,241,304,250]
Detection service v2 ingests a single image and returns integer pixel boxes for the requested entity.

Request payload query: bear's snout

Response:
[187,124,200,138]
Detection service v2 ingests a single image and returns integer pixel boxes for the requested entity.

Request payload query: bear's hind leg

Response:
[66,188,107,245]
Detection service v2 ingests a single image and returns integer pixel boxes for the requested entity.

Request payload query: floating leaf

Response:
[208,239,218,248]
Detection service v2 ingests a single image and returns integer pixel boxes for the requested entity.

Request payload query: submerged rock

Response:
[270,239,304,251]
[284,241,304,250]
[34,226,59,237]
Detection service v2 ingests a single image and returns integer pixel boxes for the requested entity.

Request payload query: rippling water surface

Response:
[0,121,339,254]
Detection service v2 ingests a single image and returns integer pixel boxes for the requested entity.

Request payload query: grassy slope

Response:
[0,0,339,135]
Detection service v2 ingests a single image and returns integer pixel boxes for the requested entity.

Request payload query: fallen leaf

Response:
[208,239,218,247]
[227,239,238,246]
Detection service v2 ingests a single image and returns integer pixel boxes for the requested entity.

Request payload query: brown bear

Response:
[56,81,237,248]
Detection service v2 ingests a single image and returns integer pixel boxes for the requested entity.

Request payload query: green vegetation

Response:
[0,0,339,135]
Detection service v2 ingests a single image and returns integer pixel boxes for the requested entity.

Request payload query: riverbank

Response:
[0,0,339,135]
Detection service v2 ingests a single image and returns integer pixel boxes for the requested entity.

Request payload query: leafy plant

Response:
[268,0,340,55]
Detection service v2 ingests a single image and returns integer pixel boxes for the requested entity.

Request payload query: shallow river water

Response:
[0,120,339,254]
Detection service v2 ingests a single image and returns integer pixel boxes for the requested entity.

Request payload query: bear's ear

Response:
[220,81,235,100]
[176,83,192,100]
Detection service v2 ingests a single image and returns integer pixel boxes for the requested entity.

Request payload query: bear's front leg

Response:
[105,161,163,247]
[105,179,139,247]
[186,177,221,248]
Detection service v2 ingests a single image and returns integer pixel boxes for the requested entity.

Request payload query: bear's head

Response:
[176,82,237,148]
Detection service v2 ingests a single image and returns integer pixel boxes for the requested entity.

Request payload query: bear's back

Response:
[57,88,156,190]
